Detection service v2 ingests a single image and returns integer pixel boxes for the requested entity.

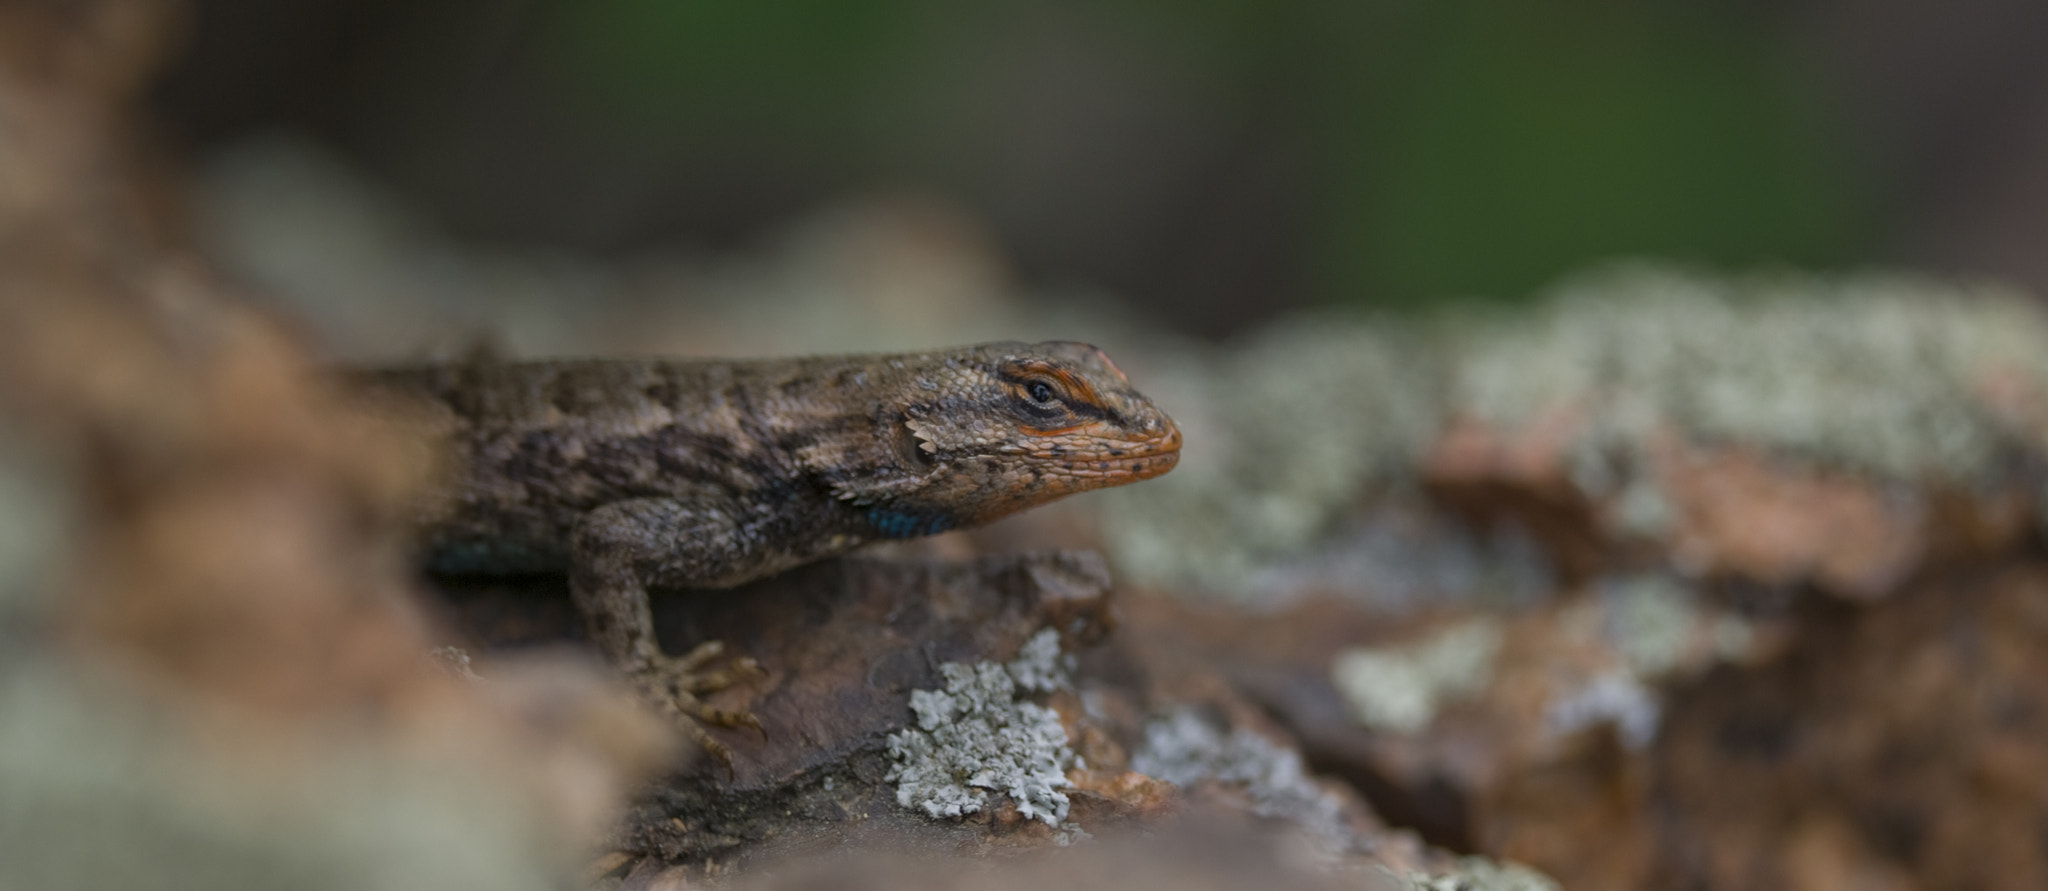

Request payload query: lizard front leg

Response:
[569,498,769,763]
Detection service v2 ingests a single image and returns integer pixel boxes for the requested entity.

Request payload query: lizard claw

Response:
[627,641,768,771]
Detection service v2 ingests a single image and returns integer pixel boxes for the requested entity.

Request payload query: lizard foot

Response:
[629,640,766,770]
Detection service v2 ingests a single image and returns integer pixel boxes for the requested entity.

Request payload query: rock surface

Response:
[436,551,1483,883]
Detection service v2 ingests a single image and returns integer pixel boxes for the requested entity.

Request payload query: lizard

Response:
[354,341,1181,759]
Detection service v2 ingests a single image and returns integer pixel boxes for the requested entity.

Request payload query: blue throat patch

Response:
[866,508,954,539]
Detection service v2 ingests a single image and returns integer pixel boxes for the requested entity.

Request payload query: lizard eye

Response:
[1027,380,1058,405]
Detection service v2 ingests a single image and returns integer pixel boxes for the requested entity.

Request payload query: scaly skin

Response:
[357,341,1180,757]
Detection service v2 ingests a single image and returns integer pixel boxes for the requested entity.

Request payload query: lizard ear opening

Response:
[895,414,939,469]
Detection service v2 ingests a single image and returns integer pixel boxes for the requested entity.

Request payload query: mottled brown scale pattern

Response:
[352,341,1180,755]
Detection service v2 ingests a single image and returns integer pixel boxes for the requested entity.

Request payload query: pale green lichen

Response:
[1228,507,1554,614]
[1545,573,1761,748]
[1330,619,1503,733]
[1097,319,1452,599]
[1222,318,1448,530]
[885,630,1076,826]
[1004,627,1074,695]
[1131,709,1350,851]
[1384,855,1562,891]
[1599,574,1700,679]
[1106,262,2048,600]
[1459,263,2048,494]
[1594,571,1758,676]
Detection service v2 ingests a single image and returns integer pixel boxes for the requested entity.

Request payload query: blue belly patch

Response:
[866,508,954,539]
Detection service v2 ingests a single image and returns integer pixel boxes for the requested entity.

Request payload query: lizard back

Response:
[354,342,1181,581]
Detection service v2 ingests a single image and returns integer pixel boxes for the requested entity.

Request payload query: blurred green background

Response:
[152,0,2046,336]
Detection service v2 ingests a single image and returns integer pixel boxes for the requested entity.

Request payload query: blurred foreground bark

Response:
[0,4,675,889]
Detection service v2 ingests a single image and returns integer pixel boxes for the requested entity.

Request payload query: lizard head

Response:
[854,341,1181,535]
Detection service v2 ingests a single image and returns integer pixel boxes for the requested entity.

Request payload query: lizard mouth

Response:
[1113,425,1183,480]
[1037,424,1183,484]
[1110,448,1179,481]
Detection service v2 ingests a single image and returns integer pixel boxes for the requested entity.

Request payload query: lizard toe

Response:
[626,642,769,767]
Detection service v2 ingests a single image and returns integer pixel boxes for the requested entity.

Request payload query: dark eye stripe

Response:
[1015,398,1067,422]
[997,364,1110,422]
